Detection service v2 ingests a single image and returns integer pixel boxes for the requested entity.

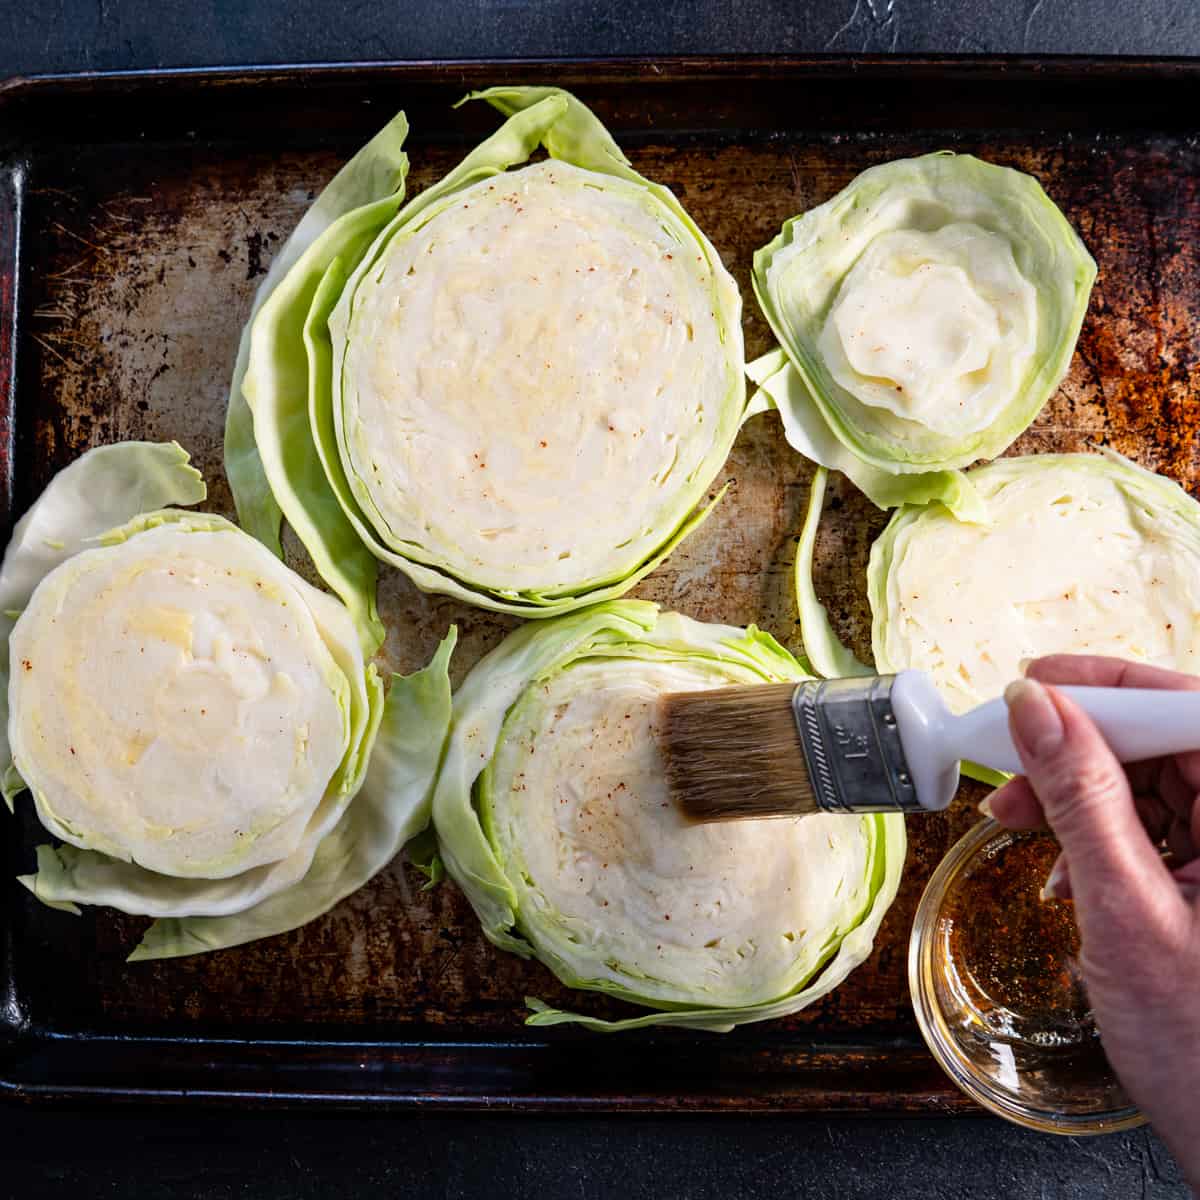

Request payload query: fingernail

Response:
[1040,855,1071,901]
[978,793,995,819]
[1017,657,1033,676]
[1004,678,1065,760]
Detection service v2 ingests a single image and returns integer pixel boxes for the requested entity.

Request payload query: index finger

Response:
[1026,655,1200,692]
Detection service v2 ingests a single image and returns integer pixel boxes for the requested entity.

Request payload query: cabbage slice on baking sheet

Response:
[432,600,905,1032]
[2,442,454,960]
[751,153,1096,515]
[869,451,1200,711]
[229,87,751,630]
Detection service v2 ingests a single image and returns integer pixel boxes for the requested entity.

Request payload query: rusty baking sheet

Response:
[1,57,1198,1110]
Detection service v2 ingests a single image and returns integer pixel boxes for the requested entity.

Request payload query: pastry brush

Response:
[659,671,1200,819]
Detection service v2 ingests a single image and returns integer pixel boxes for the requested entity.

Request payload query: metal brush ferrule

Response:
[792,676,921,813]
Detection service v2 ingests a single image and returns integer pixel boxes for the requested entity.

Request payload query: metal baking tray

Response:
[0,56,1196,1110]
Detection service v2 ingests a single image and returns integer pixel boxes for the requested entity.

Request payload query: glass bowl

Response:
[909,817,1145,1134]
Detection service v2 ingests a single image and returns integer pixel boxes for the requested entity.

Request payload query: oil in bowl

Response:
[909,819,1144,1133]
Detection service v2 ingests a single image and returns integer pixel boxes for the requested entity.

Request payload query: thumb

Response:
[1005,679,1186,941]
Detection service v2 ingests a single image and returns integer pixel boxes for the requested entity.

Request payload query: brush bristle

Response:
[658,682,818,821]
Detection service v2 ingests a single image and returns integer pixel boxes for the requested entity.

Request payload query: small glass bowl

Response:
[909,818,1145,1135]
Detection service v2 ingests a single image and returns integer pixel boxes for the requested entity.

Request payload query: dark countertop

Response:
[2,0,1199,71]
[0,3,1196,1198]
[3,1106,1190,1199]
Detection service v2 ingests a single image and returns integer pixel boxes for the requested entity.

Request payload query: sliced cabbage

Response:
[3,442,454,959]
[752,153,1096,502]
[230,86,749,625]
[13,517,353,879]
[869,451,1200,714]
[432,600,905,1032]
[748,348,987,521]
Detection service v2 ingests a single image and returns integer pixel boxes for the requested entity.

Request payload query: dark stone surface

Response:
[0,2,1197,1198]
[0,0,1197,77]
[2,1106,1191,1199]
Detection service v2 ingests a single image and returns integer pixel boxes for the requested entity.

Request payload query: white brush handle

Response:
[889,671,1200,812]
[948,686,1200,776]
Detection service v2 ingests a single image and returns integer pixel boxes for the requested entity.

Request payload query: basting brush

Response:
[659,671,1200,820]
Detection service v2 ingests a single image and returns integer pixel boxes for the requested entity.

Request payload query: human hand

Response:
[987,655,1200,1184]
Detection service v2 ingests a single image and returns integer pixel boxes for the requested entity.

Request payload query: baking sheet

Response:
[0,57,1197,1108]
